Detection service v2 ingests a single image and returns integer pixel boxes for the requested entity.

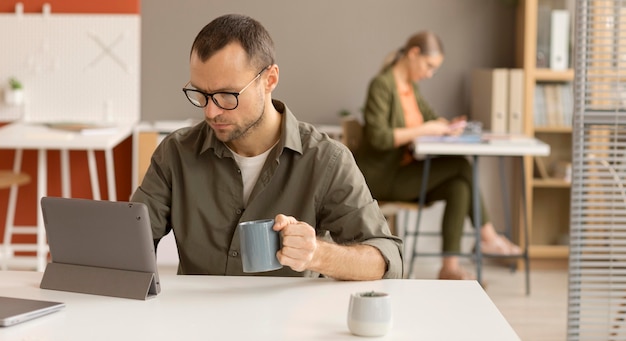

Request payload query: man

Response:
[132,14,402,280]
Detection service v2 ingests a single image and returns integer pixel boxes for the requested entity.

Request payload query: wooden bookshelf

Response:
[516,0,574,267]
[534,68,574,81]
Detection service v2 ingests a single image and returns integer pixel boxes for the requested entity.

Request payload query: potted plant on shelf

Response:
[4,77,24,106]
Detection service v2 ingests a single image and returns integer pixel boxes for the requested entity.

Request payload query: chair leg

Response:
[520,157,531,295]
[402,208,413,279]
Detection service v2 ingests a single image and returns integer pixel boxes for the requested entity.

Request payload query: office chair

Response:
[341,118,422,274]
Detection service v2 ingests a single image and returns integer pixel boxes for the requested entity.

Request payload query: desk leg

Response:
[498,157,513,254]
[105,148,117,201]
[473,155,483,286]
[87,150,101,200]
[499,157,531,295]
[408,155,432,278]
[36,149,47,272]
[60,150,71,198]
[521,158,531,295]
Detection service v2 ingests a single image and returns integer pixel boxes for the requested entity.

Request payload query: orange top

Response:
[396,79,423,165]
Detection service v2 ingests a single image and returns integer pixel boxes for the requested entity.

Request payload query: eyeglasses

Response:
[182,66,269,110]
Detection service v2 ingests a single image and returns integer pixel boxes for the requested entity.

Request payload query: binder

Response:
[471,68,508,133]
[508,69,524,134]
[550,10,570,70]
[536,4,552,68]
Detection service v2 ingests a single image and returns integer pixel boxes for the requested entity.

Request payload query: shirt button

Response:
[230,250,239,257]
[236,209,242,215]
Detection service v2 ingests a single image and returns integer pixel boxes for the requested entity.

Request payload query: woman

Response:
[355,31,521,280]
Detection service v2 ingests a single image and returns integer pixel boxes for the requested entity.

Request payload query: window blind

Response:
[569,0,626,340]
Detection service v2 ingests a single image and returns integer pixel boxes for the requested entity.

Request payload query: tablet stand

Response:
[40,263,158,300]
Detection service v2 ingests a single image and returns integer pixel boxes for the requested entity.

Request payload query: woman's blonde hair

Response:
[380,30,444,73]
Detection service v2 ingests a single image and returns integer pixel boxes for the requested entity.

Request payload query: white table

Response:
[414,137,550,157]
[0,271,520,340]
[410,136,550,293]
[0,122,134,271]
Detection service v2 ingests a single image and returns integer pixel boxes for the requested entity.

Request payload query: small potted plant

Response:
[4,77,24,106]
[339,109,353,119]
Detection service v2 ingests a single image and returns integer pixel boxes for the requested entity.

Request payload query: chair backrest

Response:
[341,118,363,153]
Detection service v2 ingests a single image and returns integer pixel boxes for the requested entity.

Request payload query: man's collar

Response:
[201,99,303,157]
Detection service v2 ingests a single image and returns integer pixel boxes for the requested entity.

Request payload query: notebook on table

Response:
[0,296,65,327]
[40,197,161,300]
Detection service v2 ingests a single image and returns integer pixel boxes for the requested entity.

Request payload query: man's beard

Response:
[225,105,265,142]
[209,91,266,143]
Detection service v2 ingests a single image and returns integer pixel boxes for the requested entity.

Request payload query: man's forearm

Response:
[308,241,386,281]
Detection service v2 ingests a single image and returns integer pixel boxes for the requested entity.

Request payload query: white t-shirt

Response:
[229,144,277,206]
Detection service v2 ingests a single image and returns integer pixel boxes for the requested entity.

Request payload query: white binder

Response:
[508,69,524,134]
[471,68,508,134]
[550,10,570,70]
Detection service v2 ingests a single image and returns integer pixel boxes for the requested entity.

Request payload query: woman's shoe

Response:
[480,235,522,256]
[438,267,475,280]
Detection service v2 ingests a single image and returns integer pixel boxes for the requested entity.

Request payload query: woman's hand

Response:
[447,119,467,136]
[418,120,452,136]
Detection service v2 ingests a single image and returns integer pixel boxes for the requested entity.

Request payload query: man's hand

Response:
[272,214,389,280]
[273,214,317,272]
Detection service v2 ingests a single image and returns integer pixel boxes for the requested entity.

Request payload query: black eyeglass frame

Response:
[182,66,270,110]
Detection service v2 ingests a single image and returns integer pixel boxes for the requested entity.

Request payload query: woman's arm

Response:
[392,121,450,147]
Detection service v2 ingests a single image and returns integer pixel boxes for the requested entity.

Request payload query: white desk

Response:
[411,137,550,293]
[0,271,520,340]
[413,137,550,157]
[0,122,134,271]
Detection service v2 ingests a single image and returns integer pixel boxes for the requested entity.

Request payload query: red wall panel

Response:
[0,0,139,14]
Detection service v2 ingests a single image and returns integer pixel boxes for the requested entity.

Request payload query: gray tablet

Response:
[40,197,160,299]
[0,296,65,327]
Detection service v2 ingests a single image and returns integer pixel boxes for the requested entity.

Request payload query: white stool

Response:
[0,149,44,270]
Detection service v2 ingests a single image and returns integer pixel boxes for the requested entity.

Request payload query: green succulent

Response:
[9,77,22,90]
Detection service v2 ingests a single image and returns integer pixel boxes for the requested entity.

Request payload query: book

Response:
[560,83,574,127]
[417,134,483,144]
[482,133,536,145]
[534,84,546,127]
[544,84,559,126]
[45,122,119,135]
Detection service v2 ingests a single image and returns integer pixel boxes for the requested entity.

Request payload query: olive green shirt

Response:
[132,99,403,278]
[355,68,439,197]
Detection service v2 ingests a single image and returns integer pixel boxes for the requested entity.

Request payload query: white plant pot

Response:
[4,89,24,106]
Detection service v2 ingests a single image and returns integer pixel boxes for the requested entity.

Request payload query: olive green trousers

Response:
[373,156,489,253]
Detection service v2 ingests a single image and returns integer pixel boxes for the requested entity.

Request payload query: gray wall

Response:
[140,0,520,243]
[141,0,517,124]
